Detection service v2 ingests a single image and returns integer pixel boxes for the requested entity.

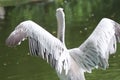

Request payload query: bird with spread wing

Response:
[6,8,120,80]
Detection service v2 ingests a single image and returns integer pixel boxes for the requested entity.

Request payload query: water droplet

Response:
[91,13,94,17]
[3,63,7,66]
[16,62,19,64]
[52,31,56,34]
[84,27,88,30]
[79,30,82,33]
[27,53,30,56]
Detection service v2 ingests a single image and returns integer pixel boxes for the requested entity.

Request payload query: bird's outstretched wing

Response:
[69,18,120,73]
[6,20,70,73]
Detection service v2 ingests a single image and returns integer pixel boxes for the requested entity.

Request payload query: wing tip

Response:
[6,34,20,47]
[6,29,27,47]
[114,21,120,42]
[100,18,114,22]
[100,18,120,42]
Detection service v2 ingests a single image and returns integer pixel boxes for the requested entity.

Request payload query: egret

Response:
[6,8,120,80]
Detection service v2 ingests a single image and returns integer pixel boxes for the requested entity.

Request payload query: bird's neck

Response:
[57,16,65,44]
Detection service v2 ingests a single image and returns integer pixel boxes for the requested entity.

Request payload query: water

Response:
[1,1,120,80]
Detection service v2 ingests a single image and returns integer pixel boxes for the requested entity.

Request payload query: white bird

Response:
[6,8,120,80]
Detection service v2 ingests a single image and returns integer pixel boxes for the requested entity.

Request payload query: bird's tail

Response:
[58,57,85,80]
[67,57,85,80]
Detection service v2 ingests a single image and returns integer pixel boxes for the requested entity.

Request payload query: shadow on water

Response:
[1,0,120,80]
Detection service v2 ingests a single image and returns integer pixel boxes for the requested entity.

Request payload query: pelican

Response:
[6,8,120,80]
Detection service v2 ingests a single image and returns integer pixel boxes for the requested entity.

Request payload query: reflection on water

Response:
[1,0,120,80]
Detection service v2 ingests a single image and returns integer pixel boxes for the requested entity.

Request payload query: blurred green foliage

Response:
[0,0,32,6]
[6,0,120,28]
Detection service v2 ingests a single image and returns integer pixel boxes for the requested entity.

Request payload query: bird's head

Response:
[56,8,65,20]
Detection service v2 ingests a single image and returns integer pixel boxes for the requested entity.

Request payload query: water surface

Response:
[1,1,120,80]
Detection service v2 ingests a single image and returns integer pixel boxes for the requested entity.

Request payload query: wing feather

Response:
[6,20,70,73]
[69,18,120,72]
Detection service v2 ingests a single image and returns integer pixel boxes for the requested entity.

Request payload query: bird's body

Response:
[6,8,120,80]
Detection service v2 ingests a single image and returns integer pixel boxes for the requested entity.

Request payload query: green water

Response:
[1,0,120,80]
